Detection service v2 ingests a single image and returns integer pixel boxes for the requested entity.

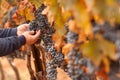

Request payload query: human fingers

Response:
[29,30,35,35]
[17,24,29,32]
[33,30,40,39]
[30,30,40,44]
[22,24,29,30]
[31,30,40,43]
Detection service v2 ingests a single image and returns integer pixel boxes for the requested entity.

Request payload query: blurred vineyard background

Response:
[0,0,120,80]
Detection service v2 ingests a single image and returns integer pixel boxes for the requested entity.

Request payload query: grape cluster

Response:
[67,47,84,80]
[66,31,78,43]
[29,14,50,35]
[65,18,96,80]
[34,4,46,17]
[67,47,95,80]
[45,43,64,80]
[64,22,78,43]
[29,4,65,80]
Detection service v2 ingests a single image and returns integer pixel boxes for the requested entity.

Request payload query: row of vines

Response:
[0,0,120,80]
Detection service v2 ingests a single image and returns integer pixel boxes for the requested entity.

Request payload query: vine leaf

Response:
[59,0,77,11]
[22,7,35,21]
[62,44,74,56]
[96,34,116,60]
[81,40,102,66]
[46,0,65,36]
[18,2,35,21]
[81,34,116,68]
[29,0,44,8]
[93,0,120,23]
[60,0,92,35]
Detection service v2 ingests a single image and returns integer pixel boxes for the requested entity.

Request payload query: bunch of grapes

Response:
[66,31,78,43]
[64,19,78,44]
[67,43,95,80]
[67,47,83,80]
[65,19,96,80]
[29,4,65,80]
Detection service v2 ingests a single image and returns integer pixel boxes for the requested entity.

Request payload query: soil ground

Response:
[0,57,70,80]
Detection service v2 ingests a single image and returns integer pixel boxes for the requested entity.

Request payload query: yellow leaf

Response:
[29,0,44,8]
[96,34,116,60]
[46,0,65,36]
[19,2,35,21]
[93,0,120,23]
[62,11,72,23]
[71,0,92,35]
[81,34,116,66]
[81,40,103,66]
[93,0,108,19]
[105,0,117,6]
[59,0,77,11]
[52,29,65,41]
[102,57,110,73]
[54,36,65,52]
[68,20,79,33]
[62,44,74,56]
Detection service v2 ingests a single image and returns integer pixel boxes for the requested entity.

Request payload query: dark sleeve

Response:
[0,35,26,56]
[0,28,17,38]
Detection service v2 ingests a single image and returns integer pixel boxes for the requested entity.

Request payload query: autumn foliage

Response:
[0,0,120,80]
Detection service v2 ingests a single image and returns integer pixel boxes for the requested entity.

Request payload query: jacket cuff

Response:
[11,28,17,36]
[18,35,26,45]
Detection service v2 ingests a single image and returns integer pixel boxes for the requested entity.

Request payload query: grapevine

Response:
[0,0,120,80]
[29,4,65,80]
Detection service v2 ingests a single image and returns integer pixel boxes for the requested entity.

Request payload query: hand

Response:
[23,30,40,45]
[17,24,29,36]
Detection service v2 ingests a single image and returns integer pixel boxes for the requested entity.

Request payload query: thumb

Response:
[29,30,35,35]
[34,30,40,38]
[24,24,29,29]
